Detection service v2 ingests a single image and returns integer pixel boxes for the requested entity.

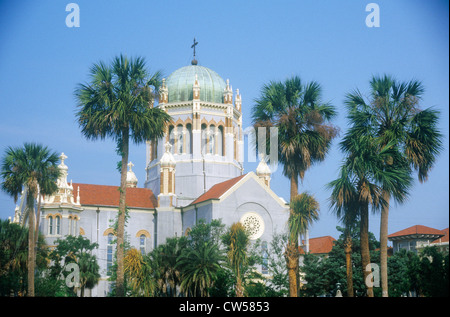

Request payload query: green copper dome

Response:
[166,65,226,103]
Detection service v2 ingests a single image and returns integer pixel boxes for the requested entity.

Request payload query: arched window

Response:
[217,126,224,156]
[140,234,146,255]
[177,124,183,154]
[209,125,215,154]
[107,233,114,276]
[48,216,53,235]
[56,215,61,235]
[201,124,207,155]
[168,125,175,153]
[72,216,77,236]
[68,216,72,235]
[186,123,192,154]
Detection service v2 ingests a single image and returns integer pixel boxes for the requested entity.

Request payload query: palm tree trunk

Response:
[236,274,244,297]
[287,174,299,297]
[344,233,354,297]
[33,193,42,269]
[116,129,129,297]
[360,203,373,297]
[290,174,298,201]
[26,194,35,297]
[285,241,298,297]
[380,190,390,297]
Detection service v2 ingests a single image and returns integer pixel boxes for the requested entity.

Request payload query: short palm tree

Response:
[78,252,101,297]
[124,248,156,296]
[1,143,60,296]
[345,75,443,296]
[222,222,250,297]
[327,165,360,297]
[177,241,224,297]
[286,192,319,297]
[157,236,187,296]
[252,76,338,200]
[74,54,172,296]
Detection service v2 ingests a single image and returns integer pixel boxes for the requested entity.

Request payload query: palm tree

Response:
[1,143,60,296]
[177,241,224,297]
[345,75,443,296]
[157,236,187,296]
[222,222,250,297]
[124,248,156,296]
[327,166,359,297]
[286,192,319,297]
[78,252,101,297]
[338,129,412,297]
[74,54,172,296]
[252,76,338,200]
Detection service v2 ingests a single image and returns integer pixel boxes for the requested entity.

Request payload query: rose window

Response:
[240,212,265,240]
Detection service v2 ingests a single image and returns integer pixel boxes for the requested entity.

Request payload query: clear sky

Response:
[0,0,448,243]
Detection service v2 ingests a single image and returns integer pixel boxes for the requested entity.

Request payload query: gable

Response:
[188,172,288,209]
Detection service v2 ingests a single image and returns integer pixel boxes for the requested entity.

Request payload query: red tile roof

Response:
[72,183,157,209]
[388,225,446,239]
[432,228,449,244]
[299,236,336,254]
[190,174,247,205]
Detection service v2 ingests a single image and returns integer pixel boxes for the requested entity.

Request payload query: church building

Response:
[12,57,290,296]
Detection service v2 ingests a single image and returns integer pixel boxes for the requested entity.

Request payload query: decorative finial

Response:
[191,37,198,65]
[165,142,172,153]
[60,152,68,164]
[127,161,134,172]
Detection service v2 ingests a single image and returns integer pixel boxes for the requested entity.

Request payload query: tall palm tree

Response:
[339,128,412,297]
[252,76,338,200]
[286,192,319,297]
[1,143,60,296]
[74,54,172,296]
[345,75,443,296]
[222,222,250,297]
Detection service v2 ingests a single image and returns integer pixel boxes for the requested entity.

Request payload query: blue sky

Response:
[0,0,448,242]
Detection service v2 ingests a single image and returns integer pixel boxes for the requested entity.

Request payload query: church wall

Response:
[181,202,214,235]
[39,205,156,297]
[212,177,289,241]
[154,207,183,246]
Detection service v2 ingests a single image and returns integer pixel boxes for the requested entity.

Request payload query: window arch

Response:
[177,124,183,154]
[168,125,175,153]
[201,124,207,155]
[48,216,53,235]
[55,215,61,235]
[217,126,224,156]
[139,234,146,255]
[107,233,114,276]
[209,125,216,155]
[186,123,192,154]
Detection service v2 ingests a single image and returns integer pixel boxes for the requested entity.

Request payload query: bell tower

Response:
[145,58,243,206]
